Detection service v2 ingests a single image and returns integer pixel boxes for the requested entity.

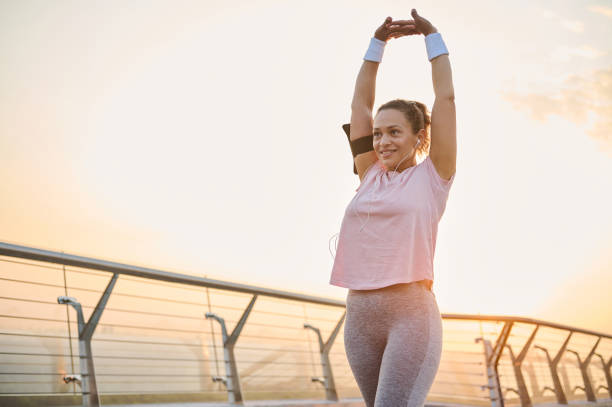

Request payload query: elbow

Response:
[350,101,363,111]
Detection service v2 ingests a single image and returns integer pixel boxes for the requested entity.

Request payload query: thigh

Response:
[374,290,443,407]
[343,294,388,407]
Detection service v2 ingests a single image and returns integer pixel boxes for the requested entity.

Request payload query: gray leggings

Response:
[343,281,443,407]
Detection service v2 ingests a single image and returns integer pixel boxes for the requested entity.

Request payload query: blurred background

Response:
[1,0,611,334]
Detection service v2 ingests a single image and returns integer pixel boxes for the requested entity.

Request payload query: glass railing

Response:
[1,241,610,407]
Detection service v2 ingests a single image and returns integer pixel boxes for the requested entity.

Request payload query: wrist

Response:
[364,37,386,62]
[374,34,386,42]
[424,32,448,61]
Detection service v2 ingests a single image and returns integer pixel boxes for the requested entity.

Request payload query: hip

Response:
[344,280,442,338]
[346,280,438,316]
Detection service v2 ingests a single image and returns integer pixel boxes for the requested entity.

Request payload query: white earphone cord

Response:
[329,138,420,260]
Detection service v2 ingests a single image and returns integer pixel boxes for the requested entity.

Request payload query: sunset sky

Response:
[1,0,611,334]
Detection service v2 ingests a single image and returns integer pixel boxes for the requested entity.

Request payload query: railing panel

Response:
[1,243,611,407]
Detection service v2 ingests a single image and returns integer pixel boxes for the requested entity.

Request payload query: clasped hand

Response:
[374,8,438,42]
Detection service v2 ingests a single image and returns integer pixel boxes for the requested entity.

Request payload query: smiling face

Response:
[373,108,424,172]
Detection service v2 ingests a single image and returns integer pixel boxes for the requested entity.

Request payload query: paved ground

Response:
[100,398,612,407]
[100,398,462,407]
[101,399,366,407]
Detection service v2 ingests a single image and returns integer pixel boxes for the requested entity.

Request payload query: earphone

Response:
[329,138,422,260]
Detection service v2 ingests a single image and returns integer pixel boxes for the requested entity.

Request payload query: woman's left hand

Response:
[374,16,420,42]
[410,8,438,36]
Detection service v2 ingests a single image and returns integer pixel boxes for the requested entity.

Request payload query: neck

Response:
[387,156,417,173]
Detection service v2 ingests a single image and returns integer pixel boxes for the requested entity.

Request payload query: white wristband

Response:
[424,32,449,61]
[364,37,386,62]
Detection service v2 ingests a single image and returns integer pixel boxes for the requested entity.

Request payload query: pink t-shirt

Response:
[329,155,455,290]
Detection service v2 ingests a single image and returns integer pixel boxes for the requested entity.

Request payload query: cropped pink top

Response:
[329,155,455,290]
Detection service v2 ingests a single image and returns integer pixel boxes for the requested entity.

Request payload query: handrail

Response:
[0,241,344,308]
[2,241,611,340]
[442,314,612,340]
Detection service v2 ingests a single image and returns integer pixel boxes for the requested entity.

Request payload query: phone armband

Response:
[342,123,374,174]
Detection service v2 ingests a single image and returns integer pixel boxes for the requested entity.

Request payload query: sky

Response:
[1,0,611,334]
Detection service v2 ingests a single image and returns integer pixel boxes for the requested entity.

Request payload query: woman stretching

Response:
[329,8,456,407]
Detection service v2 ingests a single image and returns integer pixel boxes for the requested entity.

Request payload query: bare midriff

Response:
[348,279,432,294]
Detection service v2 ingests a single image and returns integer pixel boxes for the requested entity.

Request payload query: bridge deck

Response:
[97,397,612,407]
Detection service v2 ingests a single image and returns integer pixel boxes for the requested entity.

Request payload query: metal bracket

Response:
[503,324,539,407]
[566,336,601,402]
[303,310,346,401]
[57,272,118,407]
[534,330,572,405]
[63,374,82,386]
[205,294,257,404]
[594,352,612,398]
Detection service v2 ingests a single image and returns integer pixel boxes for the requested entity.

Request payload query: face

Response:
[373,109,423,172]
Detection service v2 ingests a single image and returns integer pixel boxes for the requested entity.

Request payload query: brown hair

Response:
[376,99,431,158]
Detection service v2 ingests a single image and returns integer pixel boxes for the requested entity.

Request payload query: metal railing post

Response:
[303,310,346,401]
[57,273,118,407]
[476,337,503,407]
[567,336,601,402]
[205,294,257,405]
[493,321,514,407]
[559,362,571,399]
[594,353,612,398]
[534,330,572,405]
[524,362,541,398]
[503,324,538,407]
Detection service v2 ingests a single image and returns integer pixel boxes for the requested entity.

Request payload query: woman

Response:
[329,9,456,407]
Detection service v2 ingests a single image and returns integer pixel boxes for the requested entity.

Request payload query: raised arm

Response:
[350,58,380,181]
[412,9,456,181]
[430,53,456,179]
[350,18,419,181]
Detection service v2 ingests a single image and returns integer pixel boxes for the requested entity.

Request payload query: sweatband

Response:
[424,32,449,61]
[343,123,374,174]
[364,37,386,62]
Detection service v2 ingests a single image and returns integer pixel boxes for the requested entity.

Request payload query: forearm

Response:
[431,53,454,100]
[351,60,380,111]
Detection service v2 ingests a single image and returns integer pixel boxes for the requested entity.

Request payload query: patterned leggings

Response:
[343,281,443,407]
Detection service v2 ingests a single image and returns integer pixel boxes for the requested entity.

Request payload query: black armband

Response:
[342,123,374,174]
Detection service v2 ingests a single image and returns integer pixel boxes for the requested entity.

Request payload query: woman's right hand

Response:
[374,16,419,42]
